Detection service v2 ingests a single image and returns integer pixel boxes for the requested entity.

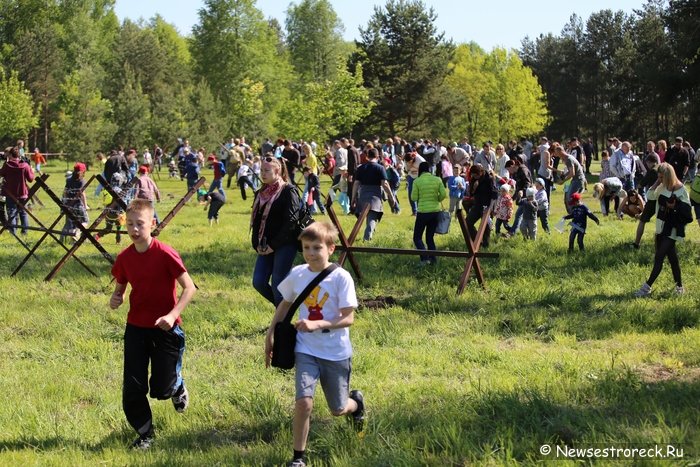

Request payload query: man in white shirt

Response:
[473,142,496,173]
[610,141,636,191]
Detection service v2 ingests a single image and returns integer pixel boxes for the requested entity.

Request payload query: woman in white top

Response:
[634,162,691,297]
[495,144,509,178]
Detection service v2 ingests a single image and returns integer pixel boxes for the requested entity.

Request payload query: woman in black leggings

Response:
[635,162,691,297]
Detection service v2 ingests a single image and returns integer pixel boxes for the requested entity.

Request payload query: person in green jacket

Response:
[411,162,447,265]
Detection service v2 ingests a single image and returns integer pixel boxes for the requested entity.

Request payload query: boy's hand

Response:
[109,292,123,309]
[295,319,322,332]
[264,331,274,368]
[155,314,176,331]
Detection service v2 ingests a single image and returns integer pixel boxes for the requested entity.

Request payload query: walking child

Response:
[237,161,255,201]
[331,166,351,214]
[109,199,196,449]
[519,187,538,240]
[383,158,401,214]
[563,192,600,252]
[302,166,326,215]
[265,222,364,467]
[134,165,161,223]
[534,178,550,233]
[447,164,466,217]
[494,184,513,237]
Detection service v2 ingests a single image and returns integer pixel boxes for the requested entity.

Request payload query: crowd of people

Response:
[1,132,698,466]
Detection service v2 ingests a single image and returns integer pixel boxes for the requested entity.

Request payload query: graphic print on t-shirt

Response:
[304,285,329,320]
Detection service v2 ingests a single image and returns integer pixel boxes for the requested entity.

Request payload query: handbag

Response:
[435,203,451,234]
[271,263,339,369]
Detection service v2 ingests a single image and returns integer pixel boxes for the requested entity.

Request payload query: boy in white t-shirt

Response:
[265,222,363,467]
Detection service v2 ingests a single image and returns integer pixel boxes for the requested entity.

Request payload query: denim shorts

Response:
[295,352,351,413]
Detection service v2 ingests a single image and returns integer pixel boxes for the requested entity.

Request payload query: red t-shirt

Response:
[111,238,187,328]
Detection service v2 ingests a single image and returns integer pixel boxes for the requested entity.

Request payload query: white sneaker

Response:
[634,283,652,297]
[675,286,686,295]
[172,385,189,413]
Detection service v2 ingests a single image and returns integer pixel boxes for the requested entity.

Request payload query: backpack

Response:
[386,166,400,190]
[219,161,227,176]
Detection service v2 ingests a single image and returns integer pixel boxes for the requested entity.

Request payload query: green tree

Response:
[446,44,547,144]
[445,43,496,144]
[187,80,229,152]
[351,0,455,137]
[285,0,345,82]
[0,69,38,141]
[12,25,65,151]
[191,0,293,137]
[277,64,373,142]
[112,66,151,148]
[485,48,549,142]
[51,66,116,160]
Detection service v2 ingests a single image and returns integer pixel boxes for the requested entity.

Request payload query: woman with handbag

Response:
[251,157,302,306]
[635,163,692,297]
[411,162,446,265]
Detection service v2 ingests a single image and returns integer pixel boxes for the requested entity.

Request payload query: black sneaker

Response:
[172,384,189,413]
[349,389,365,430]
[287,459,307,467]
[131,433,154,450]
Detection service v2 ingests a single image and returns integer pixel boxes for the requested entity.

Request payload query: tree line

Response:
[2,0,691,160]
[521,0,700,149]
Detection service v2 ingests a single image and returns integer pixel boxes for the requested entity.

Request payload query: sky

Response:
[114,0,649,51]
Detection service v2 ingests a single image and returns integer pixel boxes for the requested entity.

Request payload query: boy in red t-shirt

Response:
[110,199,196,449]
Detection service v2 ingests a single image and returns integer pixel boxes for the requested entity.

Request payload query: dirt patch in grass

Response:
[637,364,700,383]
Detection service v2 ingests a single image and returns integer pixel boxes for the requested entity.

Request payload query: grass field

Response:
[1,162,699,466]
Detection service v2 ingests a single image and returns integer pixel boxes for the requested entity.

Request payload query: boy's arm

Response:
[587,208,600,225]
[295,306,355,333]
[154,271,196,330]
[265,299,293,368]
[110,282,127,309]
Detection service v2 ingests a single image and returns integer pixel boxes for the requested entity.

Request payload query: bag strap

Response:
[282,263,339,325]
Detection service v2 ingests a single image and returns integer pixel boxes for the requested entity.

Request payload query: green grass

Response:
[1,163,699,466]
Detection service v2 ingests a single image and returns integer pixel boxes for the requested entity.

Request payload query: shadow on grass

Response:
[371,371,700,464]
[0,417,286,453]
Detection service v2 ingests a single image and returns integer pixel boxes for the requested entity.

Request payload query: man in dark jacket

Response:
[0,146,35,235]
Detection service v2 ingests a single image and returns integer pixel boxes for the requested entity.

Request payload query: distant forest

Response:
[0,0,697,158]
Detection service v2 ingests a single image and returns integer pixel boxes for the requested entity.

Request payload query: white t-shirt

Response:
[238,165,251,178]
[277,264,358,361]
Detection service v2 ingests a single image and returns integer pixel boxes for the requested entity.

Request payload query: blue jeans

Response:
[252,243,298,306]
[406,176,418,214]
[6,196,29,234]
[363,210,381,241]
[413,211,439,262]
[208,178,225,198]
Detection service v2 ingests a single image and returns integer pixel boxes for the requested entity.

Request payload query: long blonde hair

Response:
[656,162,680,191]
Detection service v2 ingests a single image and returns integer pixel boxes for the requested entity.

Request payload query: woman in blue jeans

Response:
[411,162,446,265]
[250,157,300,305]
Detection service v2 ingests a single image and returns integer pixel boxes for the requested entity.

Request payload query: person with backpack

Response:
[383,157,401,214]
[251,157,301,306]
[206,154,226,197]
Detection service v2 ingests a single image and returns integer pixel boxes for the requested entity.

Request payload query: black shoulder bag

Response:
[271,264,339,370]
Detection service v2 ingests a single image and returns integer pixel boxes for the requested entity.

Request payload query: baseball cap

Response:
[73,162,86,173]
[569,192,582,204]
[138,165,149,174]
[535,177,545,186]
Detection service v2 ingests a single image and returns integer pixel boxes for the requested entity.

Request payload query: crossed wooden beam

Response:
[7,174,99,277]
[6,174,205,281]
[326,197,498,294]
